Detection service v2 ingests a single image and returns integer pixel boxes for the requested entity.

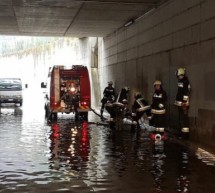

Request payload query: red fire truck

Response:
[42,65,91,121]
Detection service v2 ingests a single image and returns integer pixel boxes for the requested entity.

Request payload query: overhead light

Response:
[124,19,134,27]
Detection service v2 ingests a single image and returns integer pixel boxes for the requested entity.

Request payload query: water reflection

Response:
[0,92,215,193]
[108,129,128,177]
[0,105,23,116]
[49,121,90,173]
[175,151,190,193]
[132,129,151,172]
[151,143,166,193]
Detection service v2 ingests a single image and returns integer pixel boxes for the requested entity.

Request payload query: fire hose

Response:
[89,107,107,120]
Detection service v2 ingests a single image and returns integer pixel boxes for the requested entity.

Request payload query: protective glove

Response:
[159,103,164,108]
[131,113,136,117]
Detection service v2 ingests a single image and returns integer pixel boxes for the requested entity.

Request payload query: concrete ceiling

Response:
[0,0,167,37]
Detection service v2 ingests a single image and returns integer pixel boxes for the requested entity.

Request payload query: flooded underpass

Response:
[0,89,215,193]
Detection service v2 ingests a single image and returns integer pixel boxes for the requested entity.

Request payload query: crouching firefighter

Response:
[174,67,191,139]
[100,81,116,121]
[131,92,151,130]
[105,86,130,129]
[151,80,167,140]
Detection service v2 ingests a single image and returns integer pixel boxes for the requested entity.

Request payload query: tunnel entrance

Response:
[0,36,102,110]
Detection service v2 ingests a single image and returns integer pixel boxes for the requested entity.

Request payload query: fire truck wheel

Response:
[75,112,79,122]
[80,112,88,121]
[45,105,49,118]
[49,112,57,121]
[53,112,58,120]
[45,109,48,118]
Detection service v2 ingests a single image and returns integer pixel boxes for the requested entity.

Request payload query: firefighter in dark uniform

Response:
[131,92,151,129]
[100,81,116,121]
[175,68,191,138]
[151,80,167,133]
[112,86,130,130]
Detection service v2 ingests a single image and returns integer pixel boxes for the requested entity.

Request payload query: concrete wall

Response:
[101,0,215,148]
[79,37,101,108]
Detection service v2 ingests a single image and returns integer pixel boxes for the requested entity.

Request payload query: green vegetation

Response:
[0,36,77,58]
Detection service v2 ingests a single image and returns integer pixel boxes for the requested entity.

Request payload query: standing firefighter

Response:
[100,81,116,121]
[175,68,191,138]
[151,80,167,132]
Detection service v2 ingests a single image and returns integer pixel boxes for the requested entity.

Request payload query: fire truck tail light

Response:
[81,101,89,106]
[81,101,87,105]
[51,102,58,106]
[50,97,59,107]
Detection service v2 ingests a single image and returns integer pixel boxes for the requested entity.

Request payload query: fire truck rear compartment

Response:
[47,65,91,122]
[60,77,80,112]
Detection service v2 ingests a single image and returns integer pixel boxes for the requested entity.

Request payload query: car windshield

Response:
[0,79,22,91]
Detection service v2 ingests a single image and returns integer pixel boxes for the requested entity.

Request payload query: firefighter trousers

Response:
[152,113,166,128]
[178,106,189,130]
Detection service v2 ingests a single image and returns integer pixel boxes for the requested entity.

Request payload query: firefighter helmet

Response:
[135,92,142,99]
[153,80,162,86]
[176,68,185,76]
[124,86,130,91]
[108,81,113,85]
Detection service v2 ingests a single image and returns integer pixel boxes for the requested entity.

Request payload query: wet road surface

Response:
[0,89,215,193]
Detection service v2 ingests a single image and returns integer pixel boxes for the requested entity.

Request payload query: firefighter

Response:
[131,92,151,129]
[175,67,191,138]
[117,86,130,104]
[112,86,130,130]
[100,81,116,121]
[151,80,167,133]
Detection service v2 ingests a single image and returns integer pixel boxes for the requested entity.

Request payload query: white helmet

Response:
[124,86,130,91]
[176,68,185,76]
[153,80,162,86]
[135,92,142,99]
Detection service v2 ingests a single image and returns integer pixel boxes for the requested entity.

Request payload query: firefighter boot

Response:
[181,127,189,140]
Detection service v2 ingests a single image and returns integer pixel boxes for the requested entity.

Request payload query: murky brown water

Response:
[0,89,215,193]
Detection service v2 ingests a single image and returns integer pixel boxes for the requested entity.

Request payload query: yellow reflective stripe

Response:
[155,128,165,132]
[151,109,166,114]
[181,127,189,133]
[174,100,189,106]
[137,105,150,112]
[174,101,182,106]
[136,98,144,107]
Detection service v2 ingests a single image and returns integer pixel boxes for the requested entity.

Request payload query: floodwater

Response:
[0,89,215,193]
